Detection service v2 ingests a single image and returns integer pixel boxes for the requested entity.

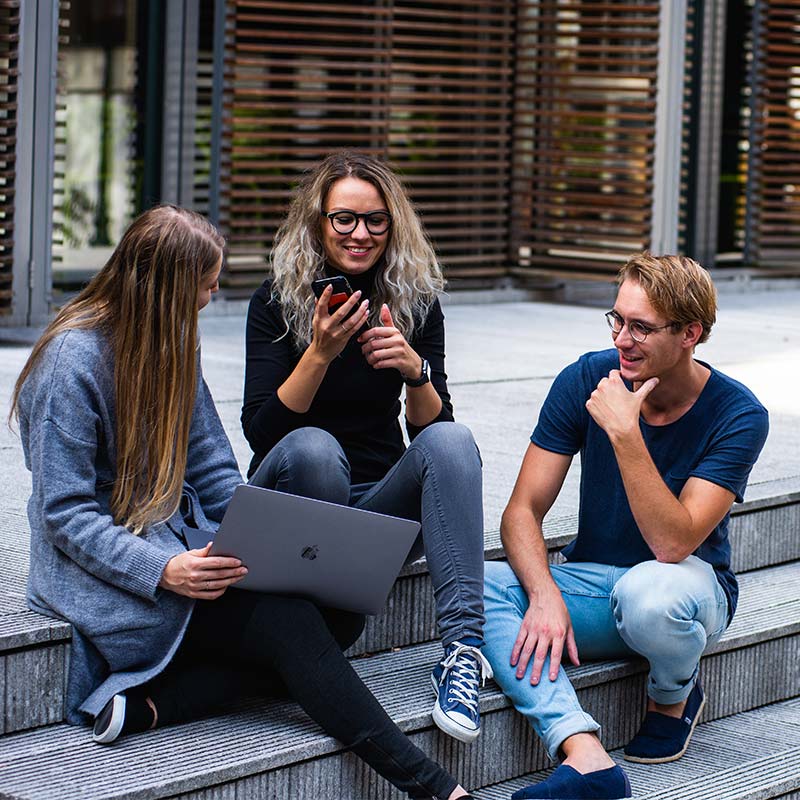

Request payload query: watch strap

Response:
[403,358,430,387]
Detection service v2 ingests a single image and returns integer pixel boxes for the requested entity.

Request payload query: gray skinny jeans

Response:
[249,422,485,646]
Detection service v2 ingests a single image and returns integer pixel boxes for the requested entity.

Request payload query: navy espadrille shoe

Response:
[624,679,706,764]
[511,764,631,799]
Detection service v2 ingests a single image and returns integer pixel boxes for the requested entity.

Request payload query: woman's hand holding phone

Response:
[309,284,370,364]
[275,284,368,414]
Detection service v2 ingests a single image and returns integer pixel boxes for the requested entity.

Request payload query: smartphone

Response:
[311,276,353,311]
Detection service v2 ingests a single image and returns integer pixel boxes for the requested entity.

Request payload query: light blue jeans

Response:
[483,556,729,759]
[249,423,485,646]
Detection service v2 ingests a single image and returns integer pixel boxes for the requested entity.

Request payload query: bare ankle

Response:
[560,732,615,773]
[145,696,158,730]
[647,697,686,719]
[447,785,470,800]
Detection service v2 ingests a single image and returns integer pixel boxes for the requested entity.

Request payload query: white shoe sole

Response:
[431,700,481,744]
[92,694,126,744]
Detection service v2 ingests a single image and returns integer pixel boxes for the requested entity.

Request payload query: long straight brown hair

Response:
[10,205,225,533]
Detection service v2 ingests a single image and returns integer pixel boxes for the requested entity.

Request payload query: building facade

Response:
[1,0,798,325]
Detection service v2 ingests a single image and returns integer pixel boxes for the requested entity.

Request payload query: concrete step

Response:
[0,560,798,799]
[1,478,798,735]
[474,697,800,799]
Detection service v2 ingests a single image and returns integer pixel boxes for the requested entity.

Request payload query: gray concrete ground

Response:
[1,289,799,538]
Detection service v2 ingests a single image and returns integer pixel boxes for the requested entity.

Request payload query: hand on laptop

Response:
[159,543,248,599]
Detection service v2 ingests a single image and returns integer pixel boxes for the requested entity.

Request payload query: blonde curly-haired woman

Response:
[242,151,491,746]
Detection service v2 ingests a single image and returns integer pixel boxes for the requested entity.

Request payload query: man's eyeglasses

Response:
[605,310,675,343]
[323,210,392,236]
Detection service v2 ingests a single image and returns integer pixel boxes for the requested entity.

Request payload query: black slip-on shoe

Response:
[92,694,126,744]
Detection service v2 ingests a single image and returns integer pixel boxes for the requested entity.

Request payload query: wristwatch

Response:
[402,358,430,387]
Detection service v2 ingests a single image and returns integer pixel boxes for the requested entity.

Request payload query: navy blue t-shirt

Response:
[531,349,769,618]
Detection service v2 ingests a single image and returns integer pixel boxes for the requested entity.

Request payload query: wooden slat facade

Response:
[0,0,19,314]
[51,4,69,272]
[193,7,216,218]
[678,0,698,258]
[510,0,661,275]
[221,0,516,284]
[36,0,800,306]
[745,0,800,267]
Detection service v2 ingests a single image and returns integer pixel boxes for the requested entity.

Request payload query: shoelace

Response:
[439,643,494,713]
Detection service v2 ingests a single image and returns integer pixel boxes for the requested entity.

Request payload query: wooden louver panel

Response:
[0,0,19,314]
[221,0,516,287]
[51,3,68,279]
[193,8,216,218]
[746,0,800,268]
[510,0,660,274]
[386,2,515,278]
[677,0,699,258]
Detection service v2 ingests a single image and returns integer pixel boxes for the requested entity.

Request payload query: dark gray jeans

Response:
[249,422,485,646]
[144,590,457,799]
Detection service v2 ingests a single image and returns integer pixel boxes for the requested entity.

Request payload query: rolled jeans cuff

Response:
[647,669,699,706]
[542,710,602,762]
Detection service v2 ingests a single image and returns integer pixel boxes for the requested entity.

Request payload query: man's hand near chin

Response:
[586,369,659,444]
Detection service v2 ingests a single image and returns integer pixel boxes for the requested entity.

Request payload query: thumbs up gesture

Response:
[379,304,394,328]
[585,370,659,443]
[358,303,422,377]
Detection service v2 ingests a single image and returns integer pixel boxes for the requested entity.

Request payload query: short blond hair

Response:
[618,253,717,344]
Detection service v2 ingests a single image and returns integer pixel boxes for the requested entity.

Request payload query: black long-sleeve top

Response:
[241,269,454,482]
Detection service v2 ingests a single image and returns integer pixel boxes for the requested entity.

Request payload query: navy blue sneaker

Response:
[430,641,493,743]
[511,764,632,799]
[624,679,706,763]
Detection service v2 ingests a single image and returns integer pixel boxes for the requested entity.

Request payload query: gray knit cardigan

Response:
[17,328,243,724]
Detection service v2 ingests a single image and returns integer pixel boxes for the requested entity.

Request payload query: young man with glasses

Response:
[482,254,768,799]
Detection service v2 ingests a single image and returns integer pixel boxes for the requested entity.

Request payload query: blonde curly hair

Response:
[269,150,444,350]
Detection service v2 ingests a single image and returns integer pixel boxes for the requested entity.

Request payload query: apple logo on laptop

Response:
[301,545,319,561]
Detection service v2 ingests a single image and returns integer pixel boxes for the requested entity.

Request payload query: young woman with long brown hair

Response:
[11,205,473,800]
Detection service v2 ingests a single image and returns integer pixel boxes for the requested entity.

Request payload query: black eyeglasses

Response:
[323,210,392,236]
[605,310,675,343]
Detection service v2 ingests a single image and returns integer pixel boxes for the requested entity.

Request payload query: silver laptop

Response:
[206,484,421,615]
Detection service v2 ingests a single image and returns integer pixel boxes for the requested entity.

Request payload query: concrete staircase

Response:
[0,475,798,798]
